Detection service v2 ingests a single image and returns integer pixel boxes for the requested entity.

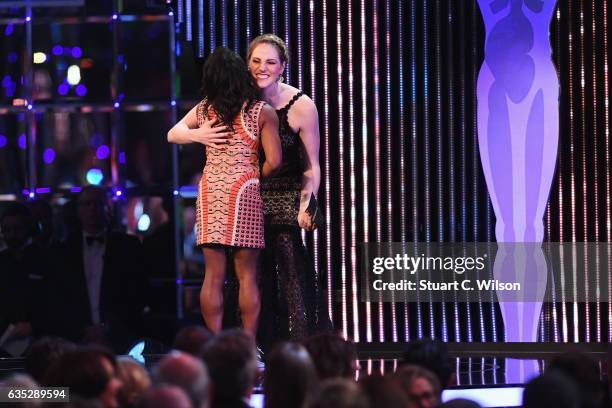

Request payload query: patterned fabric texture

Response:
[195,99,266,248]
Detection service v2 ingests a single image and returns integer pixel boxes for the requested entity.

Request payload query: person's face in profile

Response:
[1,215,31,250]
[77,189,109,234]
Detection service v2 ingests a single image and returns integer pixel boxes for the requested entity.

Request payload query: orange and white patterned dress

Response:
[195,99,266,248]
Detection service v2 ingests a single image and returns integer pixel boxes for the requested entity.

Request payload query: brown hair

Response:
[247,34,289,65]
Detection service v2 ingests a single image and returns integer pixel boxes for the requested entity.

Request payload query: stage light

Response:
[4,24,13,36]
[137,214,151,232]
[43,148,55,164]
[127,341,145,364]
[168,11,174,16]
[71,187,82,193]
[171,100,176,106]
[173,190,179,196]
[25,16,31,22]
[67,65,81,85]
[75,84,87,97]
[0,135,6,148]
[33,52,47,64]
[86,168,104,185]
[112,14,118,20]
[114,102,120,109]
[28,192,35,199]
[27,104,33,110]
[18,134,26,150]
[115,190,123,197]
[96,145,110,160]
[52,45,63,56]
[71,47,82,58]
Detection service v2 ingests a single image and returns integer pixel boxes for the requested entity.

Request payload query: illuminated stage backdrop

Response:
[172,0,611,350]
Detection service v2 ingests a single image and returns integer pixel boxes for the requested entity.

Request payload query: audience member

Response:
[309,378,368,408]
[360,374,409,408]
[439,399,481,408]
[199,329,257,408]
[0,202,53,352]
[53,186,147,351]
[172,326,213,355]
[24,336,76,383]
[549,351,606,408]
[394,364,441,408]
[303,333,357,380]
[43,347,122,408]
[153,351,210,408]
[140,385,192,408]
[27,199,58,250]
[523,372,581,408]
[116,357,151,408]
[264,342,319,408]
[401,338,454,389]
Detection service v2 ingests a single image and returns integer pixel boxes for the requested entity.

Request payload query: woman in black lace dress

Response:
[247,34,332,344]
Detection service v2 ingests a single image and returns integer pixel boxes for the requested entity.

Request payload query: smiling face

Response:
[248,42,286,90]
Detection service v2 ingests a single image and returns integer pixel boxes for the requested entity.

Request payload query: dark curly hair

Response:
[200,47,261,130]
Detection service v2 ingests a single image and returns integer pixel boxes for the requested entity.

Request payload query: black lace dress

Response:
[258,91,333,345]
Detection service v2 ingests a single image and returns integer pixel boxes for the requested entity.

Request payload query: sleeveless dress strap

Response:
[277,91,305,113]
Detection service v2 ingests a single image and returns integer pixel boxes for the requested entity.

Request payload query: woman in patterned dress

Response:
[247,35,333,343]
[167,47,282,338]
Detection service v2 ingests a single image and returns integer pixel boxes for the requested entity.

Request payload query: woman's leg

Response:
[200,247,227,334]
[233,248,261,338]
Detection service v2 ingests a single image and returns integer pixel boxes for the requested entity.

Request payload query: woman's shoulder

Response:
[280,84,316,113]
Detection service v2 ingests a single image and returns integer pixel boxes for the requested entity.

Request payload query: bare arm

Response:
[296,97,321,230]
[259,104,282,177]
[167,103,231,148]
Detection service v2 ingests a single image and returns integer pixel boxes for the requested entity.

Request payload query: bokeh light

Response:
[137,214,151,232]
[43,148,55,164]
[67,65,81,85]
[86,168,104,185]
[75,84,87,96]
[96,145,110,160]
[18,134,26,150]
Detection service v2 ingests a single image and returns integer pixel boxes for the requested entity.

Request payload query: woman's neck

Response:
[261,82,282,107]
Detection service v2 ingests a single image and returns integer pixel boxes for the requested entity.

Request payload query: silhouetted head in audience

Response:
[27,198,54,247]
[24,336,76,383]
[116,357,151,408]
[523,372,581,408]
[199,329,257,408]
[264,342,319,408]
[0,202,35,252]
[309,378,368,408]
[360,374,410,408]
[77,186,111,235]
[153,351,210,408]
[549,351,605,408]
[303,333,357,380]
[400,338,454,388]
[44,347,122,408]
[439,399,482,408]
[173,325,213,355]
[140,385,192,408]
[394,364,441,408]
